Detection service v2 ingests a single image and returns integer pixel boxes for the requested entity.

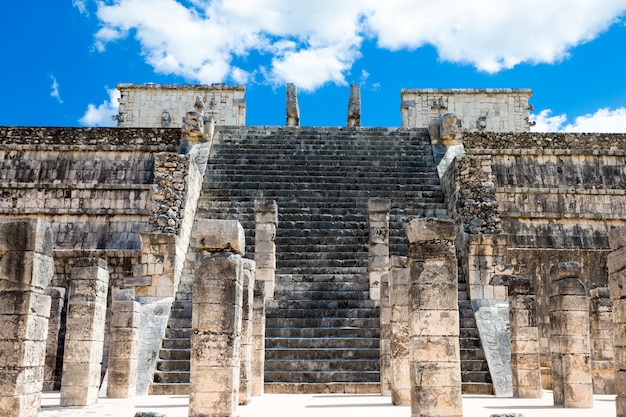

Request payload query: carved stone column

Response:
[407,218,462,417]
[608,227,626,416]
[251,279,267,396]
[107,288,140,398]
[380,264,391,396]
[60,258,109,406]
[549,261,593,408]
[286,83,300,127]
[43,286,66,391]
[508,275,542,398]
[190,220,245,417]
[589,286,614,394]
[239,260,255,405]
[0,218,54,417]
[368,198,390,301]
[347,84,361,127]
[255,200,278,298]
[390,256,410,405]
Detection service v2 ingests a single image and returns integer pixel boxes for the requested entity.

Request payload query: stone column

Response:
[406,218,462,417]
[190,220,245,417]
[107,288,140,398]
[379,264,391,396]
[251,279,267,396]
[608,227,626,416]
[286,83,300,127]
[0,218,54,417]
[368,198,390,301]
[60,258,109,406]
[239,260,255,405]
[43,286,66,391]
[508,275,542,398]
[589,287,614,394]
[346,84,361,127]
[549,261,593,408]
[255,200,278,299]
[389,256,410,405]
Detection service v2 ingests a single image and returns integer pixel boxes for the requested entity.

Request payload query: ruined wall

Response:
[116,83,246,128]
[463,131,626,379]
[401,89,532,137]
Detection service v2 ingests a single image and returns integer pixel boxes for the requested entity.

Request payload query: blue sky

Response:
[1,1,626,131]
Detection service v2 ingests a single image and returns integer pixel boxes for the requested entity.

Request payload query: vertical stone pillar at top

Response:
[255,200,278,299]
[389,256,410,405]
[406,218,462,417]
[190,219,245,417]
[239,259,255,405]
[549,261,593,408]
[60,258,109,407]
[0,218,54,417]
[347,84,361,127]
[379,262,391,397]
[368,198,390,301]
[589,287,614,394]
[508,275,542,398]
[251,278,267,396]
[608,227,626,416]
[43,286,66,391]
[107,288,140,398]
[286,83,300,127]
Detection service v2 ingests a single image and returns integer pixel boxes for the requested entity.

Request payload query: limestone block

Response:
[406,217,455,243]
[193,278,243,305]
[0,251,54,293]
[609,227,626,250]
[609,246,626,274]
[410,337,460,362]
[410,385,463,417]
[191,333,240,368]
[192,304,242,334]
[410,310,459,337]
[0,218,53,254]
[195,220,245,255]
[254,200,278,225]
[255,223,276,243]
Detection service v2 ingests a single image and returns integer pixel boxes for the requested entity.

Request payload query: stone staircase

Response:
[149,126,492,394]
[458,281,494,394]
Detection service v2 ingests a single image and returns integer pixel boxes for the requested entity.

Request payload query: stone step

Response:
[272,290,371,301]
[459,337,482,349]
[460,348,486,361]
[265,327,380,338]
[264,382,380,394]
[265,348,379,360]
[267,299,377,310]
[153,370,189,384]
[149,383,190,395]
[162,338,190,350]
[462,371,492,383]
[461,359,489,372]
[156,359,189,372]
[264,359,379,372]
[266,308,378,319]
[159,348,190,361]
[265,317,379,329]
[264,370,380,383]
[462,382,494,395]
[266,337,379,349]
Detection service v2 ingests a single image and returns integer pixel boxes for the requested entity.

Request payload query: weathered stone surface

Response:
[60,258,109,407]
[286,83,300,127]
[549,262,593,408]
[346,84,360,127]
[195,220,245,255]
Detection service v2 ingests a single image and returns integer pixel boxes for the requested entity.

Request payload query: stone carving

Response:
[406,218,462,417]
[286,83,300,127]
[239,260,255,405]
[368,198,389,301]
[476,116,488,130]
[347,84,361,127]
[255,200,278,298]
[389,256,410,405]
[549,261,593,408]
[251,279,267,396]
[379,265,392,396]
[608,227,626,416]
[432,96,448,110]
[179,97,206,154]
[589,287,614,394]
[161,110,171,127]
[439,113,462,145]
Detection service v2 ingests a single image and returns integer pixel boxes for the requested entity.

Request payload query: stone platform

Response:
[39,391,615,417]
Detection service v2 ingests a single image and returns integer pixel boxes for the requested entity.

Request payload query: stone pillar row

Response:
[609,227,626,417]
[0,219,54,417]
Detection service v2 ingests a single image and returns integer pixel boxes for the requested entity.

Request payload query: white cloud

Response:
[72,0,88,14]
[79,88,120,127]
[531,107,626,133]
[50,75,62,103]
[90,0,626,88]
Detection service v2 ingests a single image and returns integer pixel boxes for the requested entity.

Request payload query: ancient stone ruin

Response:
[1,84,626,417]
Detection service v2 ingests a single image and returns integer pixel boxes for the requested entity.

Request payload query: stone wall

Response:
[401,88,532,136]
[116,83,246,128]
[462,131,626,389]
